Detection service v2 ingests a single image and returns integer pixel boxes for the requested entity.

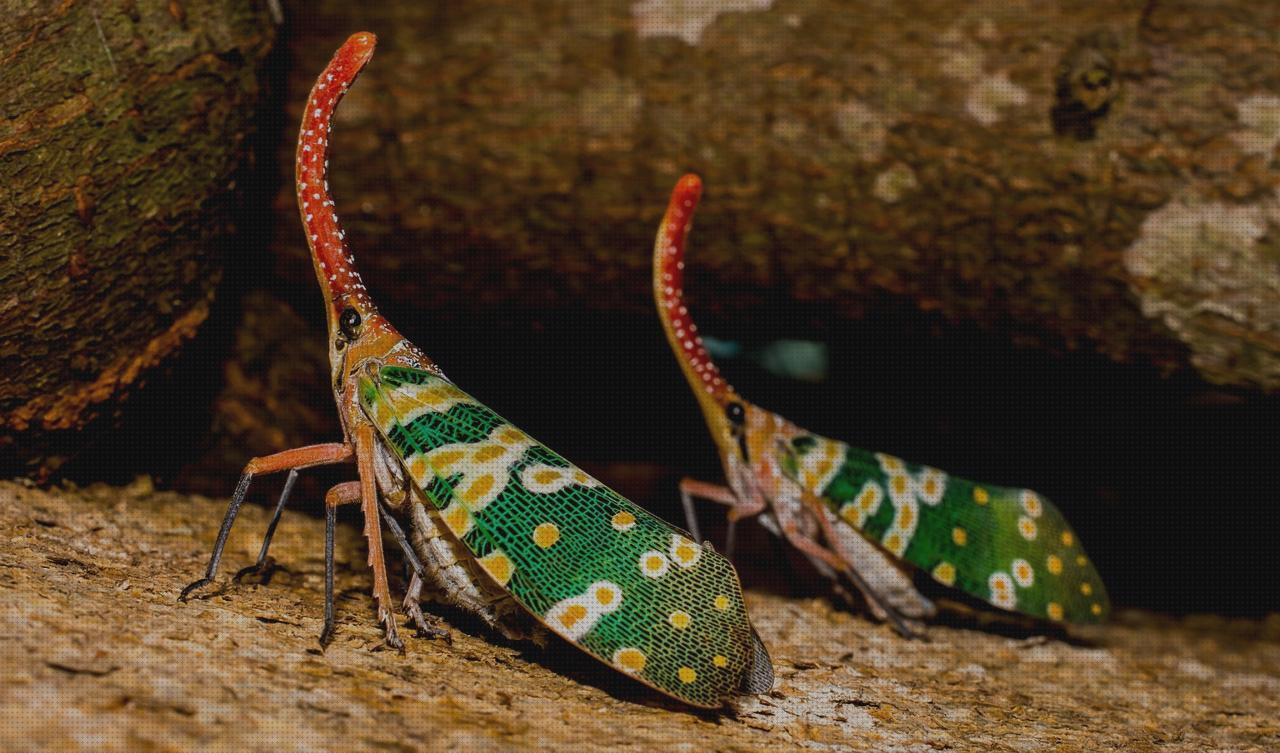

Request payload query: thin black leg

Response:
[320,502,337,647]
[724,516,739,561]
[380,505,451,643]
[680,486,704,544]
[179,472,253,601]
[378,503,425,578]
[235,469,299,582]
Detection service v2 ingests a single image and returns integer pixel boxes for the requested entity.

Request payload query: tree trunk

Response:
[1,479,1277,751]
[0,1,275,477]
[270,0,1280,390]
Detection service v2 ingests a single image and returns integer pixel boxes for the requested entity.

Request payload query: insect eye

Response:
[339,307,362,340]
[725,402,746,426]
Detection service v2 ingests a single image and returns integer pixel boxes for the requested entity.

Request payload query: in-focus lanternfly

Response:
[180,33,773,709]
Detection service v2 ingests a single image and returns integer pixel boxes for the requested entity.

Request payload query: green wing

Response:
[779,434,1109,624]
[359,365,770,707]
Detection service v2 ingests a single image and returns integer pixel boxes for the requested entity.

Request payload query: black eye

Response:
[339,307,362,340]
[725,402,746,426]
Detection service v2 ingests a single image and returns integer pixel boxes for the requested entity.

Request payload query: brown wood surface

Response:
[0,1,274,476]
[1,479,1277,752]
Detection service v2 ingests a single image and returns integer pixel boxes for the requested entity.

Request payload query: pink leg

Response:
[780,511,921,639]
[354,423,403,651]
[678,477,765,558]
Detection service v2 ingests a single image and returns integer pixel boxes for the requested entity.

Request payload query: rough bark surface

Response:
[0,1,274,475]
[268,0,1280,391]
[2,480,1276,752]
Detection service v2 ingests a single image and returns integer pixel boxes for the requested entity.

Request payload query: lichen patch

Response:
[1123,196,1280,388]
[873,164,919,204]
[966,71,1029,126]
[1232,94,1280,159]
[834,99,890,161]
[632,0,774,46]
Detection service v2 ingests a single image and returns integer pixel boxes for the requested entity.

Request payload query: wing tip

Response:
[737,626,775,695]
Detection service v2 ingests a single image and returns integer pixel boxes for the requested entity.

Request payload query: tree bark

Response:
[269,0,1280,390]
[1,479,1277,751]
[0,1,275,476]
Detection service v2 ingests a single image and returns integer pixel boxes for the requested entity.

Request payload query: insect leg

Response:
[355,424,403,651]
[234,468,299,583]
[779,519,921,639]
[677,477,737,543]
[378,502,424,576]
[723,493,767,561]
[677,477,759,554]
[375,502,451,641]
[320,480,361,647]
[180,442,354,601]
[799,488,929,632]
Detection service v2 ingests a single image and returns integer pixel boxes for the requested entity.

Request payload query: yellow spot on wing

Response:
[532,522,560,548]
[559,604,588,629]
[429,449,466,473]
[668,610,691,629]
[640,551,670,578]
[442,503,473,537]
[839,503,859,526]
[1018,516,1038,540]
[1061,531,1074,547]
[1080,583,1092,596]
[713,655,728,668]
[1021,490,1043,517]
[713,594,730,611]
[859,484,881,510]
[678,667,697,684]
[989,572,1016,609]
[614,648,646,673]
[876,452,905,472]
[933,561,956,586]
[611,511,636,531]
[1046,554,1063,575]
[669,535,702,568]
[462,475,496,506]
[477,551,514,586]
[1091,603,1103,616]
[952,527,968,546]
[1012,558,1034,587]
[472,445,505,463]
[593,583,618,606]
[973,487,990,505]
[1047,602,1064,621]
[534,469,562,485]
[897,504,914,528]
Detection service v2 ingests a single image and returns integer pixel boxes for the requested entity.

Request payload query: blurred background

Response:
[3,0,1279,617]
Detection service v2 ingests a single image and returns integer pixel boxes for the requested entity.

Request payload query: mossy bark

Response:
[1,480,1277,751]
[269,0,1280,390]
[0,1,275,476]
